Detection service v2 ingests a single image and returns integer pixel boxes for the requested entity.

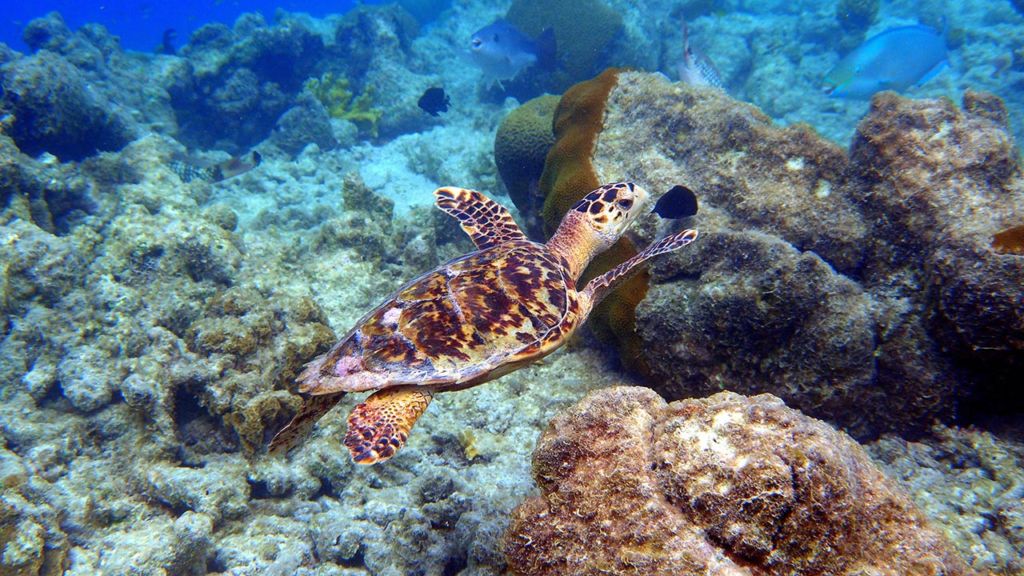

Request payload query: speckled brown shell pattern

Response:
[312,239,581,393]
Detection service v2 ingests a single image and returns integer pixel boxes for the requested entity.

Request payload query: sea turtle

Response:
[270,182,698,464]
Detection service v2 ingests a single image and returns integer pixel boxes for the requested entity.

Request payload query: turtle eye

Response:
[616,199,633,210]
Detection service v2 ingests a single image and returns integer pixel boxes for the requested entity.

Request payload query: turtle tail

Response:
[268,393,343,455]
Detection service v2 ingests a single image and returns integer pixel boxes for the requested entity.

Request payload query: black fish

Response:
[418,87,451,116]
[653,184,698,219]
[159,28,178,55]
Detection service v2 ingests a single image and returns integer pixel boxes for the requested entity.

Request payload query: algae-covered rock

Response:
[0,50,135,160]
[505,387,977,575]
[573,70,1024,436]
[267,92,339,157]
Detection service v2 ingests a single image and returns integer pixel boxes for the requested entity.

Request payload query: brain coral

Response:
[504,386,976,576]
[493,94,560,238]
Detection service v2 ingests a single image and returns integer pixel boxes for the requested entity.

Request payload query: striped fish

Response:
[169,151,262,183]
[678,19,724,90]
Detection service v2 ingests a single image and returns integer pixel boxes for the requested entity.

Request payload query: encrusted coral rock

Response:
[504,387,976,576]
[576,70,1024,436]
[0,50,134,160]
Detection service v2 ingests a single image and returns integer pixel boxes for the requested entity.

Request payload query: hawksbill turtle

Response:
[270,182,698,464]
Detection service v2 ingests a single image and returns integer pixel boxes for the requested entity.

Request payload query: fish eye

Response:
[471,38,482,48]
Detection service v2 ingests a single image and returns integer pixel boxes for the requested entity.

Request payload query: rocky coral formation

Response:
[869,425,1024,573]
[505,386,976,575]
[170,13,326,150]
[0,48,135,161]
[561,71,1024,437]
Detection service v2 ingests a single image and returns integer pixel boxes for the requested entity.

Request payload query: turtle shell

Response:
[298,239,582,395]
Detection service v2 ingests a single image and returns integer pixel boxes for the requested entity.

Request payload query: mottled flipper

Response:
[582,228,699,308]
[344,386,434,464]
[434,187,528,250]
[268,393,344,455]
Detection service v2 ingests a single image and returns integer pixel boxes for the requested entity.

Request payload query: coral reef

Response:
[0,48,135,160]
[172,13,326,150]
[504,386,976,575]
[304,72,383,138]
[574,71,1024,437]
[493,94,559,237]
[0,3,1021,574]
[266,92,339,157]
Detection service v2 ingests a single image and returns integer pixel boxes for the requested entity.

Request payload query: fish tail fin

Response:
[916,59,948,87]
[535,27,557,70]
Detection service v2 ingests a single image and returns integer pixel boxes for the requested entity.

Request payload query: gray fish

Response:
[169,151,262,183]
[469,20,556,80]
[678,19,724,90]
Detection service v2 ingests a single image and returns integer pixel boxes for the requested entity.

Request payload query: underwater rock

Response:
[639,232,884,436]
[847,91,1024,416]
[267,93,339,157]
[505,386,976,575]
[0,468,70,576]
[172,13,325,150]
[332,4,419,81]
[559,70,1024,436]
[0,50,135,161]
[21,12,72,53]
[869,425,1024,574]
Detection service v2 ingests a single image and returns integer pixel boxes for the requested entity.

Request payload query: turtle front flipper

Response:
[344,386,434,464]
[269,393,344,455]
[433,187,528,250]
[582,228,699,309]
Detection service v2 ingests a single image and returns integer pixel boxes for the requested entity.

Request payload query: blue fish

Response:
[469,20,556,80]
[823,24,948,99]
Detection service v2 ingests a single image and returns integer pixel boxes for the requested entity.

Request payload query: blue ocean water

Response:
[1,0,1023,574]
[1,0,370,52]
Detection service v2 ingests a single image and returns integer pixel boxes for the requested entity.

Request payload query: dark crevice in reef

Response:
[172,381,238,461]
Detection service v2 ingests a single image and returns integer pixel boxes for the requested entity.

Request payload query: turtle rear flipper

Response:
[269,393,343,455]
[434,187,528,250]
[582,228,698,308]
[345,386,434,464]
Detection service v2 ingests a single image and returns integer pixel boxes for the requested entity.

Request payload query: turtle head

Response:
[570,182,649,248]
[548,182,650,280]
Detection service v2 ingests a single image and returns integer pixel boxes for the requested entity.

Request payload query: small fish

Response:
[169,151,262,183]
[469,20,556,80]
[678,19,724,90]
[418,87,451,116]
[823,23,948,99]
[653,185,699,219]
